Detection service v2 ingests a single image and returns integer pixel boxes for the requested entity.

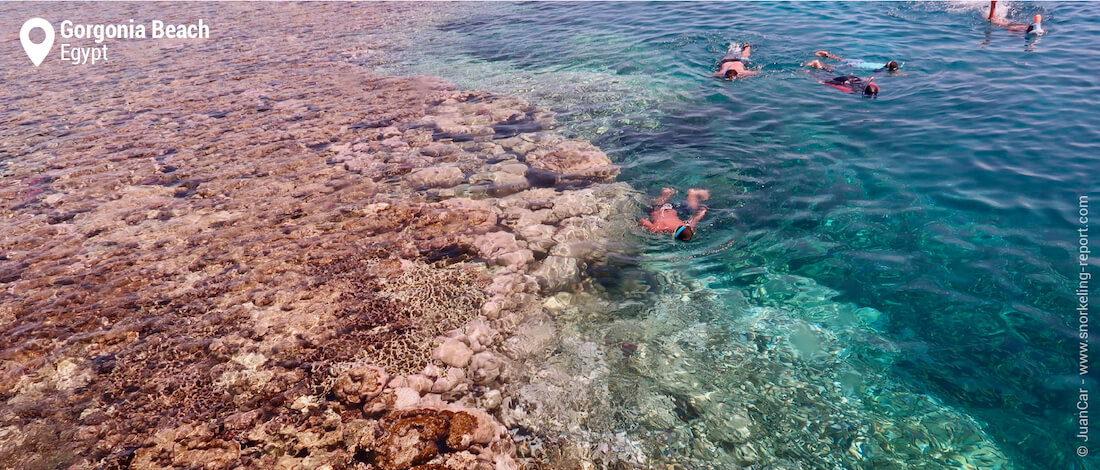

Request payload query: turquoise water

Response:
[389,2,1098,468]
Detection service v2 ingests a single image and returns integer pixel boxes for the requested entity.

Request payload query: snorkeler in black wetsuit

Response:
[819,74,879,97]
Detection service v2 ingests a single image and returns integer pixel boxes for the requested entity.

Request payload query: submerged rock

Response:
[532,255,581,292]
[407,165,465,189]
[525,140,618,182]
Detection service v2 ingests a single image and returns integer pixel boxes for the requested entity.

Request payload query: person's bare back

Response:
[713,44,757,80]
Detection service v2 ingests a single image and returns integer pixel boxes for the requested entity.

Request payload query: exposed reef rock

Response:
[0,4,639,469]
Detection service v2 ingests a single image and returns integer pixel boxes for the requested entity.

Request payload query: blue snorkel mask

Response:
[673,225,693,241]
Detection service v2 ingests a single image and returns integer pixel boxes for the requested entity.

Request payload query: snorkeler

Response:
[803,59,880,96]
[988,1,1045,34]
[639,188,709,242]
[806,50,900,73]
[713,43,758,80]
[818,74,880,97]
[1027,14,1045,35]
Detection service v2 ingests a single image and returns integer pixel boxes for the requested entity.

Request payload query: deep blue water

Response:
[400,2,1099,468]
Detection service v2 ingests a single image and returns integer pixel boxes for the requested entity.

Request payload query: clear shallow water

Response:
[383,1,1099,468]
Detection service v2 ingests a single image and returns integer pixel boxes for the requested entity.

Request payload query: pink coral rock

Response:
[393,387,421,410]
[434,338,474,368]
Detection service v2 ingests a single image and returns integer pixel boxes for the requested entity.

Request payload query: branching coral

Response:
[311,257,488,379]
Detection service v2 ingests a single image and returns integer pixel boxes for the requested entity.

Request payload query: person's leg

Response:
[687,188,710,210]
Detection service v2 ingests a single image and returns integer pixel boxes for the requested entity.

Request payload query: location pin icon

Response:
[20,18,55,67]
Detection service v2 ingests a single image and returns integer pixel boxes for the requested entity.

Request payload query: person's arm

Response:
[805,60,833,72]
[989,1,997,20]
[816,50,843,60]
[687,207,708,227]
[639,218,656,230]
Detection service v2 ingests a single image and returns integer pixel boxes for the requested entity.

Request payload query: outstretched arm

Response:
[688,207,708,227]
[816,50,843,60]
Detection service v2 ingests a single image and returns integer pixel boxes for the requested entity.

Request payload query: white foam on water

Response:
[941,0,1011,21]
